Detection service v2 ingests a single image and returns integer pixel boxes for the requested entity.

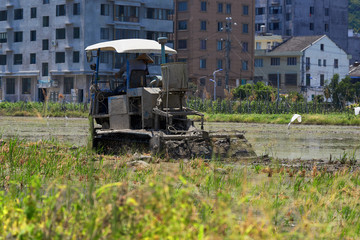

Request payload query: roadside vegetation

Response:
[1,139,360,239]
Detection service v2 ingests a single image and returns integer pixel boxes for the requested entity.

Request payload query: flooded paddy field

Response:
[0,116,359,161]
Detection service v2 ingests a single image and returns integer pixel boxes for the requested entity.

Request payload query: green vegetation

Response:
[0,101,88,118]
[1,139,360,239]
[350,0,360,33]
[190,113,360,126]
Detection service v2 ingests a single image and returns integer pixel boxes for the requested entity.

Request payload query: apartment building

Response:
[0,0,173,102]
[173,0,255,99]
[254,35,350,101]
[255,0,348,53]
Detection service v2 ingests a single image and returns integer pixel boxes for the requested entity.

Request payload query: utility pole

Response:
[225,17,232,92]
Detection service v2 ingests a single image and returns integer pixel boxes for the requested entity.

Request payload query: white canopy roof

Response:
[85,39,177,54]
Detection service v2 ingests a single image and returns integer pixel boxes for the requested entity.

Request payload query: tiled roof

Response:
[271,35,325,52]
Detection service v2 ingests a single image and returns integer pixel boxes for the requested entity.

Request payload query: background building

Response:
[0,0,173,102]
[254,35,350,101]
[255,0,348,53]
[173,0,255,99]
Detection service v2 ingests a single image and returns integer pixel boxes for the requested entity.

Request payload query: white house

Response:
[254,35,350,101]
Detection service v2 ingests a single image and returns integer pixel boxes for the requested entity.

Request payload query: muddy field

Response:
[0,116,359,162]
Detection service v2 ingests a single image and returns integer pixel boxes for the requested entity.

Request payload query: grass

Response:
[190,113,360,126]
[1,139,360,239]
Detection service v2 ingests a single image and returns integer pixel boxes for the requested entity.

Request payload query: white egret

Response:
[355,107,360,116]
[288,114,302,129]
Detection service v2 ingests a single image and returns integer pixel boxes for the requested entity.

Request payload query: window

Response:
[200,21,206,30]
[14,32,23,42]
[55,52,65,63]
[73,3,80,15]
[42,63,48,76]
[0,10,7,21]
[285,74,297,86]
[310,6,314,16]
[255,23,265,31]
[217,79,222,87]
[14,9,23,20]
[115,5,139,22]
[286,13,291,21]
[269,22,281,30]
[242,42,248,52]
[56,28,66,39]
[217,40,223,51]
[256,42,261,49]
[56,5,66,16]
[115,29,139,39]
[310,23,314,30]
[31,8,37,18]
[100,28,109,40]
[254,59,263,67]
[178,1,188,12]
[324,24,329,32]
[43,0,49,4]
[43,39,49,50]
[201,1,207,11]
[73,27,80,39]
[287,57,297,65]
[73,51,80,63]
[320,74,325,86]
[320,44,324,51]
[200,59,206,69]
[22,78,31,94]
[30,53,36,64]
[217,59,223,69]
[100,52,109,63]
[268,74,280,86]
[64,77,74,94]
[243,5,248,15]
[242,61,248,71]
[101,4,109,16]
[323,59,326,67]
[6,78,15,95]
[269,6,282,14]
[218,22,223,31]
[286,0,292,4]
[200,39,206,50]
[318,59,321,66]
[271,58,280,66]
[226,4,231,14]
[325,8,329,16]
[0,55,6,65]
[178,39,187,49]
[200,77,205,86]
[0,32,7,43]
[334,59,338,68]
[14,54,22,65]
[30,30,36,41]
[255,8,265,15]
[242,24,248,33]
[306,57,310,70]
[218,3,223,13]
[306,74,311,86]
[43,16,49,27]
[178,20,187,30]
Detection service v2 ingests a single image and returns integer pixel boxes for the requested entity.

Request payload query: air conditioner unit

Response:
[51,40,58,47]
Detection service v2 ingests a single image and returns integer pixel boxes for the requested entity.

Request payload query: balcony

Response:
[271,0,280,5]
[114,16,139,23]
[38,79,58,88]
